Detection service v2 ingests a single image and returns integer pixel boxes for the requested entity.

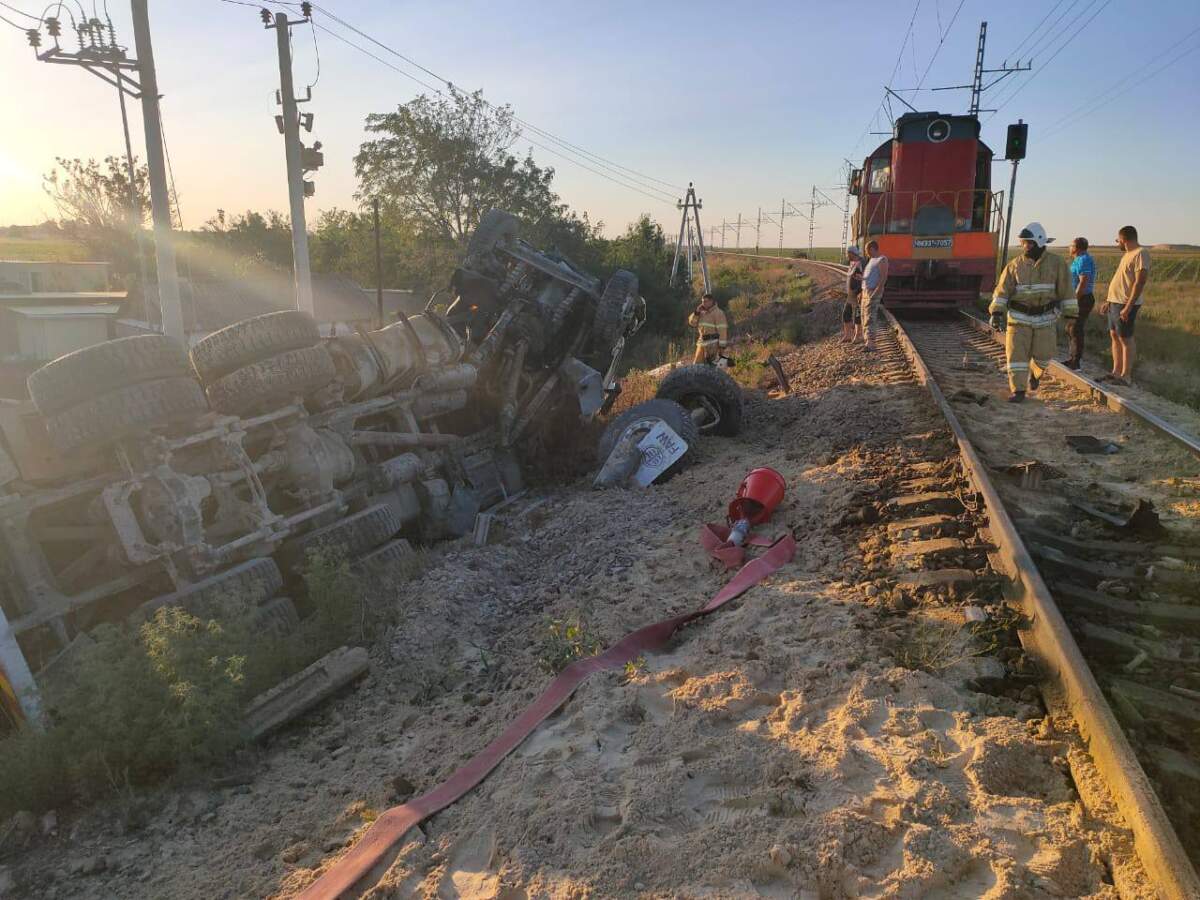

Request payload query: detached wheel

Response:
[592,269,639,348]
[133,557,283,625]
[597,398,700,482]
[656,365,744,437]
[45,376,208,455]
[205,344,336,417]
[28,335,191,416]
[467,209,519,259]
[278,503,402,574]
[190,311,321,383]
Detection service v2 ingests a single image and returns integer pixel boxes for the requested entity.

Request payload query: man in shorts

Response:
[1102,225,1150,386]
[841,246,864,343]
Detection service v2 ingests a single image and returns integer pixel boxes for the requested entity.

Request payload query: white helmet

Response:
[1017,222,1054,248]
[846,245,861,257]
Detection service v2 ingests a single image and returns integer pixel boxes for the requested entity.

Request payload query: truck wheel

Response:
[278,503,402,574]
[655,365,744,437]
[592,270,639,347]
[45,376,208,455]
[205,344,336,417]
[27,335,191,416]
[597,398,700,482]
[467,209,519,259]
[132,557,283,625]
[190,311,321,383]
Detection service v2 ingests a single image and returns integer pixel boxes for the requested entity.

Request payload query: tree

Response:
[200,209,294,272]
[44,155,149,232]
[604,214,690,336]
[43,156,151,283]
[354,88,582,247]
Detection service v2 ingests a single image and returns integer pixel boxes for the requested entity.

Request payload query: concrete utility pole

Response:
[734,212,743,250]
[755,207,762,254]
[271,12,314,314]
[131,0,183,341]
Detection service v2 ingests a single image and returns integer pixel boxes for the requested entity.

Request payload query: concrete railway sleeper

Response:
[885,306,1200,896]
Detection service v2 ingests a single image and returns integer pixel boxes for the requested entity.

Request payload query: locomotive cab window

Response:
[868,162,891,193]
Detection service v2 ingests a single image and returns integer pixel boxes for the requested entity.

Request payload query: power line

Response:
[0,1,40,21]
[1042,27,1200,140]
[0,11,26,28]
[307,20,676,206]
[1003,0,1067,62]
[911,0,968,93]
[986,0,1094,110]
[986,0,1113,119]
[310,3,684,193]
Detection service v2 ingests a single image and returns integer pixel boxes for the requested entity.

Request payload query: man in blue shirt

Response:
[1065,237,1096,370]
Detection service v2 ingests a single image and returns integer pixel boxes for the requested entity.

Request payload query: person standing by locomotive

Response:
[1101,225,1151,386]
[1065,237,1097,370]
[860,240,888,351]
[841,246,864,343]
[689,292,729,365]
[989,222,1076,402]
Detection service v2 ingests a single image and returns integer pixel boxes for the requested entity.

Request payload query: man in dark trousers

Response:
[1065,237,1096,370]
[841,246,864,343]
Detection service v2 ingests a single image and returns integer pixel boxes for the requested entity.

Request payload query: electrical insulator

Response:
[303,180,315,198]
[300,2,312,17]
[260,8,272,25]
[45,17,61,37]
[26,29,41,48]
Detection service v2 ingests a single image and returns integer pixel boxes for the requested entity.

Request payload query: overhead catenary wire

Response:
[309,2,685,194]
[985,0,1099,111]
[986,0,1113,119]
[308,20,676,207]
[1041,27,1200,140]
[1002,0,1067,62]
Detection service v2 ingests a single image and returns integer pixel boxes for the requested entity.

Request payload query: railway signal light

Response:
[260,8,273,25]
[1005,122,1028,161]
[300,2,313,17]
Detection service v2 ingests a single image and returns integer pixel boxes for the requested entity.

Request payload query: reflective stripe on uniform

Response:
[1006,309,1059,327]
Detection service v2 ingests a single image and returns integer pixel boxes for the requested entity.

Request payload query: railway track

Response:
[763,254,1200,894]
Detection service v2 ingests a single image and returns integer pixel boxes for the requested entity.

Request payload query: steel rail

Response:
[884,307,1200,898]
[959,310,1200,459]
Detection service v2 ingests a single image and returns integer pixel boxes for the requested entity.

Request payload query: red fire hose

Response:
[297,525,796,899]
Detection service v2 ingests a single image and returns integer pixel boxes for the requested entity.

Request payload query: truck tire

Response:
[132,557,283,625]
[597,398,700,482]
[655,365,744,437]
[592,269,638,347]
[27,335,191,416]
[278,503,402,574]
[205,344,336,417]
[45,376,208,455]
[467,209,519,259]
[254,596,301,637]
[190,311,321,383]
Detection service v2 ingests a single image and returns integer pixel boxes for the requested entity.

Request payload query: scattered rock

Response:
[38,810,57,837]
[963,605,987,623]
[252,839,276,861]
[69,855,107,877]
[863,583,879,598]
[281,842,307,864]
[768,844,792,867]
[888,588,912,612]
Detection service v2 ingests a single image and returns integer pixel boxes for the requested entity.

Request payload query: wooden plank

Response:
[1055,581,1200,632]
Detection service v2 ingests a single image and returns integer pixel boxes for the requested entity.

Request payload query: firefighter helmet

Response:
[1017,222,1054,248]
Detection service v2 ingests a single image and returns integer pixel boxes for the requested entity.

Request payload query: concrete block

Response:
[243,645,369,741]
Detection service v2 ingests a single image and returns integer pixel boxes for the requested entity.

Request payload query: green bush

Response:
[0,551,367,818]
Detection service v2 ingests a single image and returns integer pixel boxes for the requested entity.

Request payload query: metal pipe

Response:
[350,431,460,448]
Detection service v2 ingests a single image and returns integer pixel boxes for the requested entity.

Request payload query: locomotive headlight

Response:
[927,119,950,142]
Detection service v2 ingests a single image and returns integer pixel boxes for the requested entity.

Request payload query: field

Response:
[714,245,845,263]
[0,237,90,262]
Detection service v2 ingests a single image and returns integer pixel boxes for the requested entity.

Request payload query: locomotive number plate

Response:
[913,238,952,249]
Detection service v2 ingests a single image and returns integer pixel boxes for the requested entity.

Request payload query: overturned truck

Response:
[0,210,742,726]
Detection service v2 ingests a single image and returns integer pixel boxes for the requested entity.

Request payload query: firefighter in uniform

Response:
[989,222,1076,402]
[689,292,729,365]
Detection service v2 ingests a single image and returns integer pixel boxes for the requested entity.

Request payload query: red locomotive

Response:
[849,111,1003,308]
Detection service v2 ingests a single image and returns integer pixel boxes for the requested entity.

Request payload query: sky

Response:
[1,0,1198,248]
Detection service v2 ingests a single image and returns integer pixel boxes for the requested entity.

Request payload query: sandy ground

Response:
[1,276,1156,899]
